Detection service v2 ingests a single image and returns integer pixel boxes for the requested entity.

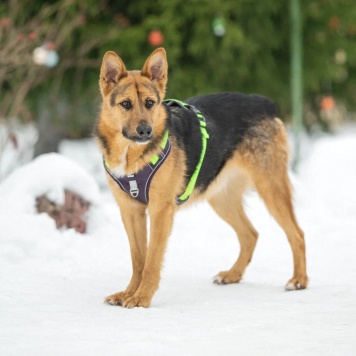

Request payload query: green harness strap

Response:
[164,99,210,205]
[150,130,169,165]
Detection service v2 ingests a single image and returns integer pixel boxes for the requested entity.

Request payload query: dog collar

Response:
[164,99,209,205]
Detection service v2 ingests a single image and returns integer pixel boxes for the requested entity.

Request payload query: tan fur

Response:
[97,48,307,308]
[209,118,307,287]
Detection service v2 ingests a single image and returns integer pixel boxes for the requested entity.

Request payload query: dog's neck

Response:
[96,119,167,177]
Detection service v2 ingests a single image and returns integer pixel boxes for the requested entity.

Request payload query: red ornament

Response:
[148,30,164,47]
[28,32,37,40]
[320,95,335,112]
[329,16,340,30]
[0,17,9,27]
[45,41,56,50]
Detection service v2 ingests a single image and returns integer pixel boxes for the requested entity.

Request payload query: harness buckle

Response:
[128,175,139,198]
[130,188,139,198]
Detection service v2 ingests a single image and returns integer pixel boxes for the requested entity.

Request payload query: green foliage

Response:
[96,0,356,117]
[1,0,355,137]
[104,0,291,106]
[303,0,356,106]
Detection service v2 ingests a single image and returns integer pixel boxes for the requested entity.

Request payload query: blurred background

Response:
[0,0,355,179]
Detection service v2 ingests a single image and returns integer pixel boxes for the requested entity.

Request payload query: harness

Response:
[104,130,171,204]
[104,99,209,205]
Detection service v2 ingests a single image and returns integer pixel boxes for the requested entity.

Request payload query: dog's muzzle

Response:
[136,124,152,140]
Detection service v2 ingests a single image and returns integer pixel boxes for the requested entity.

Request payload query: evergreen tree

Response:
[99,0,356,119]
[1,0,355,138]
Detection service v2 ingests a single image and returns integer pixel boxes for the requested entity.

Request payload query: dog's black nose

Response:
[136,124,152,139]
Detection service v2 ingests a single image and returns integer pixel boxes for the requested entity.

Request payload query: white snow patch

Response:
[0,153,100,214]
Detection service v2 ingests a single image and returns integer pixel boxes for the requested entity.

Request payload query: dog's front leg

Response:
[122,202,175,308]
[105,202,147,306]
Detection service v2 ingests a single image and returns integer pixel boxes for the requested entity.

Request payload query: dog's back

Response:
[166,92,280,196]
[187,91,277,120]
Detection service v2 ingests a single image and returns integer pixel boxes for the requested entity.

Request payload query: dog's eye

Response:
[145,99,155,109]
[120,101,132,110]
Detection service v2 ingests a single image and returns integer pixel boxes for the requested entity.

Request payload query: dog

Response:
[94,48,308,308]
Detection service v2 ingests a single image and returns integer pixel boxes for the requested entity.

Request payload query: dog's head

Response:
[99,48,168,144]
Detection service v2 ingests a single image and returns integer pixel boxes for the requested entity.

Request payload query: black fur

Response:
[166,92,277,193]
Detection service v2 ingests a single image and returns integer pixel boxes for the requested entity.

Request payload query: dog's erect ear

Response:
[141,48,168,93]
[100,51,127,94]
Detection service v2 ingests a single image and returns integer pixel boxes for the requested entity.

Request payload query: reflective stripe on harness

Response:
[164,99,209,205]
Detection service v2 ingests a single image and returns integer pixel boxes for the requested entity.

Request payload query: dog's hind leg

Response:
[209,175,259,285]
[251,172,307,290]
[238,118,308,290]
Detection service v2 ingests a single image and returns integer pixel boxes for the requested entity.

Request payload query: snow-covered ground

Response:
[1,127,355,356]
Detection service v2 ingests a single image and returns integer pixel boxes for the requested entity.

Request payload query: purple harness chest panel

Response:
[104,139,171,204]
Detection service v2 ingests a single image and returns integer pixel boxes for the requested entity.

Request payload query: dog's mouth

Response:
[133,138,151,145]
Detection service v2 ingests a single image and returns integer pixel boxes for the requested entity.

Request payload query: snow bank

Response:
[0,153,100,215]
[59,138,107,189]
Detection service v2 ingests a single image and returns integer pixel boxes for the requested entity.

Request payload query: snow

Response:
[0,153,100,215]
[1,129,356,355]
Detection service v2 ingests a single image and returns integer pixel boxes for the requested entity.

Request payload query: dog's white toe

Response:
[213,275,226,285]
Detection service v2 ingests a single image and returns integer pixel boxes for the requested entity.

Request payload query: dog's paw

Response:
[104,291,131,306]
[213,270,242,285]
[285,276,308,291]
[122,294,152,309]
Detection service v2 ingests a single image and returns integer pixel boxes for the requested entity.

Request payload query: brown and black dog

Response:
[94,48,307,308]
